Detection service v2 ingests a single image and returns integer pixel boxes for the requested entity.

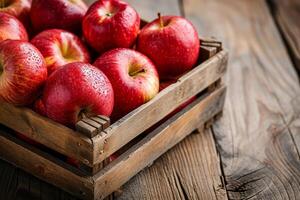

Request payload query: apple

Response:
[93,48,159,119]
[0,0,31,28]
[34,98,46,116]
[30,0,87,33]
[37,62,114,127]
[0,12,28,42]
[137,14,199,80]
[0,40,47,106]
[82,0,140,54]
[31,29,91,75]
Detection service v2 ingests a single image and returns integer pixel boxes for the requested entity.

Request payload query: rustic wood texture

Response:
[0,129,94,199]
[0,0,229,196]
[269,0,300,72]
[117,128,227,200]
[0,159,76,200]
[93,50,227,164]
[76,115,110,138]
[98,1,229,200]
[2,0,300,199]
[94,86,227,200]
[183,0,300,199]
[0,84,226,200]
[0,102,94,166]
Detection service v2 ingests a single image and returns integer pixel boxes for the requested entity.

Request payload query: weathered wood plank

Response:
[92,50,228,164]
[0,160,77,200]
[183,0,300,199]
[117,128,227,200]
[0,1,228,199]
[269,0,300,72]
[0,85,226,200]
[100,1,228,199]
[94,86,227,200]
[0,102,94,166]
[0,129,94,199]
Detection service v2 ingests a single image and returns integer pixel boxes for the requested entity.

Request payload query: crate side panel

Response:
[0,129,94,200]
[92,51,228,164]
[93,86,226,199]
[0,103,94,166]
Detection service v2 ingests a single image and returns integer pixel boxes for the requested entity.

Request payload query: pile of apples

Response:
[0,0,200,128]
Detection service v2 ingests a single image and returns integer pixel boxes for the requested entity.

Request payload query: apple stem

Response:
[158,13,164,28]
[129,68,146,77]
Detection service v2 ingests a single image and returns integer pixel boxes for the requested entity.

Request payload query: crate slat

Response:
[0,33,227,199]
[0,129,94,199]
[92,50,228,165]
[93,85,226,200]
[0,104,94,166]
[0,84,226,200]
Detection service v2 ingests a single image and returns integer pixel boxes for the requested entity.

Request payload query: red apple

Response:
[31,29,91,75]
[30,0,87,33]
[137,14,199,80]
[34,98,46,116]
[0,40,47,106]
[38,62,114,127]
[83,0,140,54]
[93,48,159,119]
[0,13,28,42]
[0,0,31,28]
[0,12,28,41]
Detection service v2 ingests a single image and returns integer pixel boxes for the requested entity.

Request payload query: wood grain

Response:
[0,129,94,199]
[0,102,94,166]
[117,128,227,200]
[269,0,300,72]
[104,1,228,200]
[0,84,226,200]
[183,0,300,199]
[92,50,227,164]
[0,160,76,200]
[94,86,227,200]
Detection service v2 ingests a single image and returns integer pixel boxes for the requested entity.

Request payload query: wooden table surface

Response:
[1,0,300,199]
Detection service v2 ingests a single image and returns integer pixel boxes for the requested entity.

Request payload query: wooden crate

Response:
[0,38,228,200]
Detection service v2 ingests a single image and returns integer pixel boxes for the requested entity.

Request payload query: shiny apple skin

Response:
[38,62,114,127]
[31,29,91,75]
[83,0,140,54]
[0,40,47,106]
[93,48,159,120]
[30,0,87,33]
[0,0,31,28]
[0,12,28,42]
[137,16,199,80]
